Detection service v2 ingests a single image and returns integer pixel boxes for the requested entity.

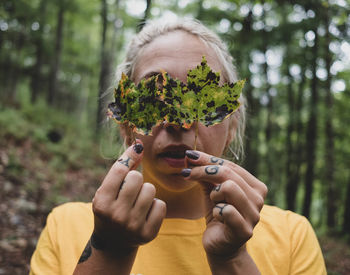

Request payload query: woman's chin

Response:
[142,158,198,192]
[158,178,199,193]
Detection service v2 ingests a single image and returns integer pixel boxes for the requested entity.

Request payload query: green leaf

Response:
[170,56,244,127]
[108,73,166,135]
[108,56,245,135]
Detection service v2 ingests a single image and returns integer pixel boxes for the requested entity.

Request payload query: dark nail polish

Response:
[186,150,199,160]
[181,168,191,177]
[133,143,143,154]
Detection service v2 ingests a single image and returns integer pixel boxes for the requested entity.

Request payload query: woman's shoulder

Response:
[260,205,308,226]
[32,202,94,274]
[52,201,92,212]
[249,207,326,274]
[249,204,318,257]
[45,202,94,241]
[257,204,314,240]
[49,201,93,222]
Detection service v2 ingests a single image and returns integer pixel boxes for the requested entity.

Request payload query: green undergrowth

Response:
[0,101,117,208]
[0,102,97,168]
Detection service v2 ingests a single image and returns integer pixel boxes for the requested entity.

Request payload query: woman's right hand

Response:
[91,140,166,255]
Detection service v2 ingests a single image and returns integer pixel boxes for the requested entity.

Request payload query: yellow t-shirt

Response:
[30,202,326,275]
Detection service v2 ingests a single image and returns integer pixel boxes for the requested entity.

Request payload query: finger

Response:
[210,180,247,206]
[115,140,144,171]
[182,164,237,187]
[185,150,226,167]
[182,165,264,200]
[210,180,262,223]
[116,170,144,210]
[132,182,156,222]
[213,203,253,241]
[227,165,267,198]
[97,140,144,201]
[142,199,166,242]
[185,150,267,198]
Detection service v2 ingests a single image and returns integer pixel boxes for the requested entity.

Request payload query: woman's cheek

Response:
[198,123,229,156]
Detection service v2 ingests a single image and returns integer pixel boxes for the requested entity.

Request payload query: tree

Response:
[96,0,110,135]
[47,0,66,105]
[239,10,261,177]
[137,0,152,31]
[302,28,319,219]
[323,6,336,230]
[30,0,48,103]
[343,177,350,236]
[1,0,32,102]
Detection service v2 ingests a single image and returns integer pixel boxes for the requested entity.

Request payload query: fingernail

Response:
[181,168,191,177]
[186,150,199,160]
[133,143,143,154]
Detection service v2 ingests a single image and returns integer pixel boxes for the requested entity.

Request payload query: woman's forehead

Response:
[132,31,223,83]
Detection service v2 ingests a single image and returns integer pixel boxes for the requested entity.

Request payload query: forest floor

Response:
[0,128,350,274]
[0,118,113,274]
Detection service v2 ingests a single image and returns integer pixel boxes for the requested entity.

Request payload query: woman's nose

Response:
[162,121,183,133]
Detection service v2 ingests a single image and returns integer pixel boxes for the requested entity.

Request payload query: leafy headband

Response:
[108,56,245,148]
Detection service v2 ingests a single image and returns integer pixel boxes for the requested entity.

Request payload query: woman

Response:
[30,18,326,275]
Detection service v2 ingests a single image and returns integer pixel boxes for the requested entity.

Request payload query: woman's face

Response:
[131,30,234,192]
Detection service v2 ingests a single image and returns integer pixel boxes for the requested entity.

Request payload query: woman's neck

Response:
[143,173,206,219]
[157,184,206,219]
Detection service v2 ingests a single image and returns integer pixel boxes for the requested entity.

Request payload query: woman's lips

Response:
[161,156,186,168]
[157,145,190,168]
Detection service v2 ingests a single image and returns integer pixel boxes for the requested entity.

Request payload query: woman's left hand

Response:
[183,150,268,261]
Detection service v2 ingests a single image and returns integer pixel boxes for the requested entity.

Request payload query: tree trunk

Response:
[282,3,299,211]
[240,11,260,176]
[285,72,296,211]
[96,0,110,135]
[288,68,306,211]
[263,60,275,203]
[30,0,47,103]
[47,0,65,105]
[302,30,319,219]
[0,31,4,97]
[343,176,350,235]
[137,0,152,31]
[6,34,25,103]
[323,8,336,230]
[196,0,204,20]
[4,2,26,103]
[109,0,121,61]
[243,83,260,176]
[262,8,275,204]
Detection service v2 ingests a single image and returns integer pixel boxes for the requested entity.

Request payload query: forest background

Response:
[0,0,349,274]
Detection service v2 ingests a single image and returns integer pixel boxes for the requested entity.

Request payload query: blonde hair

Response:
[114,18,246,160]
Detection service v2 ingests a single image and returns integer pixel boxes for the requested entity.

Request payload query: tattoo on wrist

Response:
[205,165,219,175]
[78,233,108,263]
[215,204,228,216]
[90,232,136,255]
[91,232,106,250]
[118,156,131,167]
[210,156,224,166]
[78,240,92,263]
